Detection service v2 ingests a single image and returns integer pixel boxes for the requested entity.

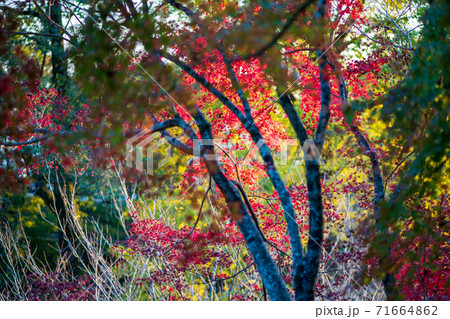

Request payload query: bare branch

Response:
[218,45,252,118]
[150,114,194,155]
[11,31,73,43]
[384,150,415,194]
[353,24,413,51]
[160,52,246,121]
[236,0,316,61]
[165,175,211,254]
[283,48,315,55]
[0,130,71,147]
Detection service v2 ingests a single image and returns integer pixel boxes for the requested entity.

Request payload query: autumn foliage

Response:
[0,0,449,301]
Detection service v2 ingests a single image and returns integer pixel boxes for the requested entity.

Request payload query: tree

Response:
[0,0,448,301]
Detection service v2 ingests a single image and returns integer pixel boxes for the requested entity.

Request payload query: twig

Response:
[165,175,212,254]
[383,150,415,194]
[214,143,242,185]
[31,0,73,38]
[282,48,315,55]
[211,262,255,282]
[235,0,316,61]
[353,24,413,51]
[233,181,292,260]
[11,32,72,43]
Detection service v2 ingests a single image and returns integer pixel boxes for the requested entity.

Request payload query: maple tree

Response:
[0,0,449,301]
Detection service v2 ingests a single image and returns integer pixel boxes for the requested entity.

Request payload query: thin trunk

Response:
[191,108,292,300]
[327,56,400,300]
[36,1,77,264]
[49,0,68,94]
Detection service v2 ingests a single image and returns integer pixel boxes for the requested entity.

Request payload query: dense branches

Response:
[1,0,448,302]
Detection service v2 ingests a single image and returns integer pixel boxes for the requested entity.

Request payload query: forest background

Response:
[0,0,449,301]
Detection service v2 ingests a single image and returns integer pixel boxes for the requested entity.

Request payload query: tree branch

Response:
[31,0,73,38]
[160,51,246,121]
[218,46,253,118]
[326,53,400,300]
[314,50,331,151]
[236,0,316,61]
[384,150,415,194]
[190,104,291,300]
[161,52,303,295]
[292,0,329,301]
[233,180,292,259]
[0,129,71,147]
[149,114,194,155]
[283,48,315,55]
[165,0,195,17]
[276,88,309,145]
[11,31,72,43]
[165,175,211,254]
[353,24,413,51]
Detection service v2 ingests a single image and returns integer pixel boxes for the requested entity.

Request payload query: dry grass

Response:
[0,168,386,301]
